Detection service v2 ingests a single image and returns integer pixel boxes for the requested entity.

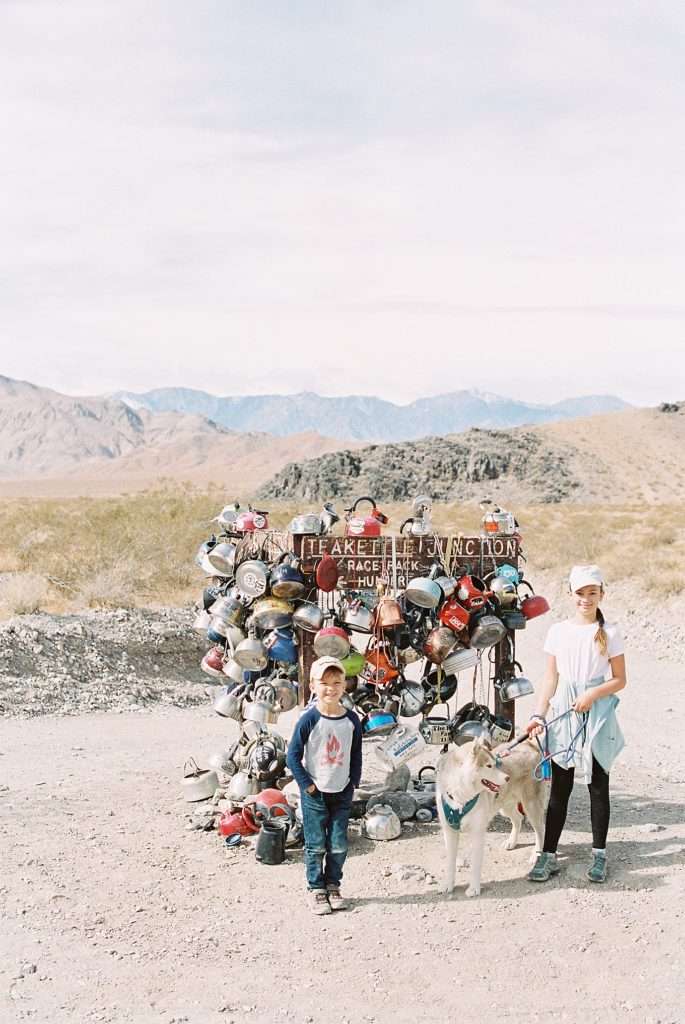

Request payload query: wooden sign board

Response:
[297,535,519,590]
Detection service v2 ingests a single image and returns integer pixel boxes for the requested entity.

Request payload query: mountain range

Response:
[114,387,630,442]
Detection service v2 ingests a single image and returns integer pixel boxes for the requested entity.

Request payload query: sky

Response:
[1,0,684,406]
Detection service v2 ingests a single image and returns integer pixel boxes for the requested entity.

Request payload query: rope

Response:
[532,709,588,781]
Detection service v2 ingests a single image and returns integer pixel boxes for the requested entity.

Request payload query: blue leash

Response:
[533,708,588,781]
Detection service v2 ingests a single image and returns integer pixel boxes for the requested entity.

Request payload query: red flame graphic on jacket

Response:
[322,733,344,768]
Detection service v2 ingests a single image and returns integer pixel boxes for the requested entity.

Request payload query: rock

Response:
[640,823,666,833]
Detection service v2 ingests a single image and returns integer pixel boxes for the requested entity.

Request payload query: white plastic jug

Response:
[375,726,427,769]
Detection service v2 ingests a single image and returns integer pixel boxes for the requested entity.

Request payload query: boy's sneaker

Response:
[327,888,348,911]
[527,852,560,882]
[308,890,332,915]
[587,852,607,883]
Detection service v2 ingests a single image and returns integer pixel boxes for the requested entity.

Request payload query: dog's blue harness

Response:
[441,794,479,831]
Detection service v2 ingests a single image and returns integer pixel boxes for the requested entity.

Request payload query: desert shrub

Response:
[0,572,51,615]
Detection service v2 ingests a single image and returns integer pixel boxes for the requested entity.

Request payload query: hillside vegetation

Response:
[0,488,682,617]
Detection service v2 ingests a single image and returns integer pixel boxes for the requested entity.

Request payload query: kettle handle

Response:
[399,517,415,535]
[418,765,437,783]
[347,496,377,514]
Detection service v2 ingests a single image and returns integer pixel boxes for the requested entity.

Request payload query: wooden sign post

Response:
[291,532,520,729]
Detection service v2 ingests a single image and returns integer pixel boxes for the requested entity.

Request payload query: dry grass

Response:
[0,488,683,617]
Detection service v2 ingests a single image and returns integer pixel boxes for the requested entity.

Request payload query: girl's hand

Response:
[526,715,545,737]
[573,692,595,713]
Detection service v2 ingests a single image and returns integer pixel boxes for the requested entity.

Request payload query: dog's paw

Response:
[464,884,481,898]
[441,884,455,896]
[455,855,469,868]
[503,837,518,851]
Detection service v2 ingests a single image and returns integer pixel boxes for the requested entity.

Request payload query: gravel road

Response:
[1,610,684,1024]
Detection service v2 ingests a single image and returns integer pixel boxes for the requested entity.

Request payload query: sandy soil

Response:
[1,620,684,1024]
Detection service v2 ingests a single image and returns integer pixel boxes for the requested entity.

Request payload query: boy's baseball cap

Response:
[310,656,346,683]
[569,564,604,593]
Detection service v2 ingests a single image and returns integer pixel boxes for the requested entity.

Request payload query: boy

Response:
[286,656,362,915]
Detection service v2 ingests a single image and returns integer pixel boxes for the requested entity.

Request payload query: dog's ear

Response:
[471,737,492,766]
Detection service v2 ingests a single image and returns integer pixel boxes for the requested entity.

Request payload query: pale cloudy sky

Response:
[1,1,683,405]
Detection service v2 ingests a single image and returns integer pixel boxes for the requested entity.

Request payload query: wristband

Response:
[529,714,545,724]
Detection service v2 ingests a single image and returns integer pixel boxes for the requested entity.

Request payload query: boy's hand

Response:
[306,784,317,795]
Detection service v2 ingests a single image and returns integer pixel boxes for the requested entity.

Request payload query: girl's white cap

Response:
[569,564,604,592]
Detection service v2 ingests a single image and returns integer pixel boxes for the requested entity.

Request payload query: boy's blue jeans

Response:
[301,783,353,890]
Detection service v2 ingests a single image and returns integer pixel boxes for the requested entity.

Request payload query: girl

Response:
[526,564,627,884]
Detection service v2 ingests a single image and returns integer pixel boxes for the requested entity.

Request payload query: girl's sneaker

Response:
[327,888,348,911]
[587,852,607,883]
[308,890,332,915]
[527,852,560,882]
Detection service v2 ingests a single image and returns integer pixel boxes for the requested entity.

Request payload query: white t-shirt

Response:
[544,620,624,683]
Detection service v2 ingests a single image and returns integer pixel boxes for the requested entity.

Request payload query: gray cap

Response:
[310,656,346,683]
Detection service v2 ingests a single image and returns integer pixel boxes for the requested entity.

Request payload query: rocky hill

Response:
[258,403,685,505]
[115,386,630,442]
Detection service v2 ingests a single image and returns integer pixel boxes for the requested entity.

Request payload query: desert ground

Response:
[1,605,684,1024]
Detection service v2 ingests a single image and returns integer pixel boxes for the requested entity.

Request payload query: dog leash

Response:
[532,710,588,781]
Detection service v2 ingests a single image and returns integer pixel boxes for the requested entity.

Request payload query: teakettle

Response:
[235,505,269,532]
[344,497,388,538]
[365,803,401,841]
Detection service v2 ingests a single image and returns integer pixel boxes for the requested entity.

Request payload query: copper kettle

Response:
[373,595,404,631]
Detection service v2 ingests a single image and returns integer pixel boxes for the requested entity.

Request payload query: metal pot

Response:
[181,759,219,802]
[292,601,325,633]
[235,559,269,598]
[227,769,261,801]
[397,680,426,717]
[453,720,493,746]
[373,595,404,630]
[264,627,298,665]
[213,681,248,719]
[441,646,480,675]
[435,576,457,600]
[341,650,366,677]
[288,513,323,536]
[251,597,294,631]
[272,673,299,712]
[423,626,458,664]
[469,613,507,649]
[206,542,237,577]
[270,555,306,599]
[365,804,401,841]
[361,710,398,736]
[489,576,518,608]
[497,673,535,702]
[404,576,442,610]
[313,625,351,660]
[222,657,247,685]
[192,609,211,633]
[234,632,269,671]
[201,645,226,679]
[339,598,375,634]
[418,704,453,745]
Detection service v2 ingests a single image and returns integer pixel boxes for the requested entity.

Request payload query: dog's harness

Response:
[441,794,479,831]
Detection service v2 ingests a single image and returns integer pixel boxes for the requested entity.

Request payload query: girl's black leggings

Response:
[542,755,610,853]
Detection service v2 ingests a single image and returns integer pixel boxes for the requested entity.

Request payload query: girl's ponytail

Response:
[594,607,608,657]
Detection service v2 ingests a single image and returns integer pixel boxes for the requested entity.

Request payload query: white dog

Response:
[436,737,548,897]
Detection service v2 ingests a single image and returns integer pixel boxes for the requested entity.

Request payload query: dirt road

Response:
[1,620,684,1024]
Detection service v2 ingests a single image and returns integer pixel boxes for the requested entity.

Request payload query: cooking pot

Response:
[227,769,261,801]
[201,646,226,679]
[222,657,247,685]
[235,559,269,598]
[315,546,339,592]
[270,554,305,599]
[367,790,418,822]
[469,613,507,649]
[344,496,388,538]
[423,626,458,664]
[441,645,480,675]
[313,624,351,659]
[288,513,323,536]
[235,506,269,532]
[292,601,324,633]
[181,759,219,802]
[251,596,294,631]
[272,672,299,712]
[480,502,517,536]
[206,542,237,577]
[365,804,402,841]
[209,594,249,631]
[213,680,248,719]
[339,598,375,634]
[421,668,458,706]
[453,719,493,746]
[496,662,535,702]
[363,638,399,686]
[404,575,442,610]
[418,704,453,746]
[341,650,366,677]
[373,595,404,631]
[192,609,211,633]
[234,631,269,671]
[435,576,458,600]
[438,597,470,633]
[361,709,398,736]
[500,608,527,630]
[488,576,518,608]
[397,680,426,717]
[264,627,298,665]
[518,581,550,620]
[497,563,521,585]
